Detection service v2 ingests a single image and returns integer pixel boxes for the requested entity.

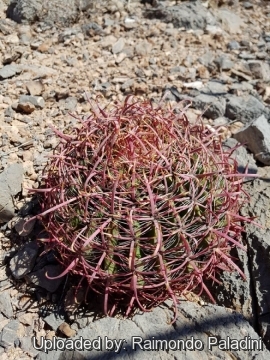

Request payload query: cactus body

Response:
[32,96,255,321]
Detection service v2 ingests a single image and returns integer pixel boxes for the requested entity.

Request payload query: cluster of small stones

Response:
[0,0,270,359]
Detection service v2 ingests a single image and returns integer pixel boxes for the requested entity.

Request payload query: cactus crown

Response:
[32,95,254,322]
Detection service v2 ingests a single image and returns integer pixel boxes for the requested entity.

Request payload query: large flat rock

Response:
[35,303,269,359]
[241,178,270,348]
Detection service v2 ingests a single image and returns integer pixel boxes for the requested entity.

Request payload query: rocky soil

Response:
[0,0,270,359]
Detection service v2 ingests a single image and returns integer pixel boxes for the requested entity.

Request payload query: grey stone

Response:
[0,320,20,348]
[63,56,76,67]
[200,81,227,95]
[65,316,147,359]
[0,64,20,79]
[64,97,77,111]
[170,66,187,74]
[198,51,215,68]
[257,40,267,48]
[143,1,216,30]
[17,64,57,77]
[57,27,81,42]
[122,46,134,58]
[121,79,134,91]
[19,95,45,109]
[58,352,85,360]
[20,337,39,357]
[0,18,17,36]
[74,317,89,329]
[233,60,251,76]
[234,115,270,165]
[212,116,228,126]
[33,153,49,167]
[205,244,255,326]
[260,314,270,350]
[247,61,270,81]
[104,18,115,27]
[0,279,12,292]
[165,86,197,103]
[216,9,244,34]
[14,215,36,236]
[225,95,266,123]
[229,82,254,93]
[132,307,172,339]
[6,0,91,25]
[112,37,125,54]
[94,82,111,92]
[4,106,14,118]
[36,350,62,360]
[81,22,104,36]
[214,55,234,71]
[243,1,253,9]
[77,0,93,12]
[0,163,24,224]
[0,292,13,318]
[174,302,268,359]
[40,303,270,359]
[135,40,152,56]
[19,32,32,45]
[192,93,226,119]
[3,51,21,65]
[9,241,39,279]
[241,178,270,348]
[123,19,138,30]
[256,51,268,60]
[44,313,65,331]
[6,0,42,23]
[205,24,223,36]
[239,52,257,60]
[25,264,64,292]
[227,40,240,50]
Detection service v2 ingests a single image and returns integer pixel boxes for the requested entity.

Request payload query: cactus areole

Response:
[31,95,256,322]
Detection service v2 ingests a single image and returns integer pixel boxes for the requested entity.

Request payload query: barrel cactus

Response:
[31,95,255,322]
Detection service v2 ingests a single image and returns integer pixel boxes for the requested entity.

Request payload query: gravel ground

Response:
[0,0,270,359]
